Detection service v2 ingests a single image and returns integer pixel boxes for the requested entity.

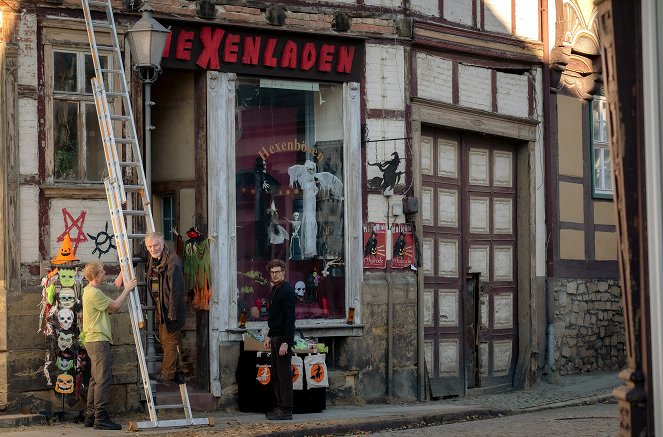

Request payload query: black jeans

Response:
[270,336,293,410]
[86,341,112,418]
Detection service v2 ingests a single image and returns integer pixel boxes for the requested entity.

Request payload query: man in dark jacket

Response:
[262,259,296,420]
[146,231,186,385]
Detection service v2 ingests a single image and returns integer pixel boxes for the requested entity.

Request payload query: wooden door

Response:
[421,128,518,397]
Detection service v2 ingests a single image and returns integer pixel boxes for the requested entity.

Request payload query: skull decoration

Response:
[58,269,76,287]
[57,331,74,351]
[294,281,306,298]
[58,288,76,309]
[56,356,73,371]
[57,308,74,330]
[55,373,74,394]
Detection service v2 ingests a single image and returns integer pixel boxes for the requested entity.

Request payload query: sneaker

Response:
[94,413,122,430]
[83,414,94,427]
[268,408,292,421]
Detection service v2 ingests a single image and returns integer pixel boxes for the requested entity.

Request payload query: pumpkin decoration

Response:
[55,373,74,394]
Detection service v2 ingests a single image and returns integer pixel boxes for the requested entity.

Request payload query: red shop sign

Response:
[160,22,364,82]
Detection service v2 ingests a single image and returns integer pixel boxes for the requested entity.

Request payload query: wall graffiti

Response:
[87,221,116,258]
[56,209,88,254]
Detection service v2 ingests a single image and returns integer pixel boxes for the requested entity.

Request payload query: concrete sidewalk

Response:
[0,372,620,436]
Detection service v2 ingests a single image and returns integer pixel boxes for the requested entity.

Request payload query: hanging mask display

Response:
[57,331,74,351]
[56,356,73,372]
[55,373,74,394]
[57,308,74,330]
[58,269,76,287]
[58,288,76,309]
[294,281,306,298]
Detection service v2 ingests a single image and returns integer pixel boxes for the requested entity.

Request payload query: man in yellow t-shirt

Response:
[81,262,136,431]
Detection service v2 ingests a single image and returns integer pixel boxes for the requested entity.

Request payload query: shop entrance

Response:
[421,128,518,397]
[151,70,209,392]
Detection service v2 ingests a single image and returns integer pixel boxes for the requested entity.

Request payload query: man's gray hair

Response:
[145,231,165,244]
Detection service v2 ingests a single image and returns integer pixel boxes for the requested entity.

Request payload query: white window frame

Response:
[591,96,613,198]
[51,49,111,183]
[206,72,363,396]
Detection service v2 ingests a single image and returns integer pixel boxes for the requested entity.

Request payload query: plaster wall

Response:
[415,53,453,104]
[48,199,116,264]
[365,44,405,111]
[19,186,39,263]
[410,0,439,17]
[496,72,529,118]
[18,97,38,175]
[458,64,492,111]
[443,0,473,26]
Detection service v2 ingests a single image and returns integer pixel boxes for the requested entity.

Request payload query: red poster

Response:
[390,223,414,269]
[363,223,386,269]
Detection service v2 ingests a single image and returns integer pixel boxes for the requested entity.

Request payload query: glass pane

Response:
[54,52,77,92]
[85,103,104,181]
[85,55,109,94]
[54,100,80,180]
[235,79,346,323]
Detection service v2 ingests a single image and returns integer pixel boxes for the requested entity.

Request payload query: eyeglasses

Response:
[269,270,284,275]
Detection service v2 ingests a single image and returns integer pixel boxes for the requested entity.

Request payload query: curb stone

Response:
[0,414,47,428]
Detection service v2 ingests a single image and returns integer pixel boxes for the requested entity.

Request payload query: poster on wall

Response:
[363,223,386,269]
[390,223,414,269]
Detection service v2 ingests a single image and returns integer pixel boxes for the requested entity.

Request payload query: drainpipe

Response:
[546,280,556,379]
[541,0,556,381]
[386,271,394,400]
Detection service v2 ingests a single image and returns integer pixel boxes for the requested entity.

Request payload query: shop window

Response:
[52,50,109,182]
[591,96,613,198]
[235,79,346,322]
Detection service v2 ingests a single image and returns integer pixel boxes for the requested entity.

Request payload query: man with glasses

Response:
[263,259,296,420]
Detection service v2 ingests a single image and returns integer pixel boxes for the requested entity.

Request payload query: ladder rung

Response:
[154,404,186,410]
[110,114,131,121]
[124,184,145,191]
[115,138,135,144]
[97,45,117,52]
[100,68,123,74]
[87,0,109,5]
[119,161,140,168]
[106,92,126,98]
[124,209,148,216]
[92,22,113,28]
[127,233,146,239]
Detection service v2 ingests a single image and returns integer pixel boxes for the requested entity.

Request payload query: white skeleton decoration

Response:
[58,288,76,309]
[286,212,302,259]
[57,308,74,331]
[288,160,344,258]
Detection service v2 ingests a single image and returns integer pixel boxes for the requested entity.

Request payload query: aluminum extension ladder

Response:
[81,0,212,431]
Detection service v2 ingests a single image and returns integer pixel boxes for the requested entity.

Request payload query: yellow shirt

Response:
[82,284,113,344]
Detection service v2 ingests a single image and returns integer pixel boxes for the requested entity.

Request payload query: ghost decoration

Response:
[57,331,74,351]
[58,288,76,309]
[57,308,74,330]
[58,269,76,287]
[55,373,74,394]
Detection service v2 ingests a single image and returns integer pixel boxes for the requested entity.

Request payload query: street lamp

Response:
[126,4,169,376]
[126,3,169,196]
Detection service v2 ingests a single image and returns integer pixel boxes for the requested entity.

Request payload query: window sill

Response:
[43,183,107,199]
[225,320,364,341]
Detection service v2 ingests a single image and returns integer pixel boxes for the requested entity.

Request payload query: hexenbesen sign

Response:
[160,23,364,82]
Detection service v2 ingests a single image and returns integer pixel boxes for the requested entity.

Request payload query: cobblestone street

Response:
[362,402,619,437]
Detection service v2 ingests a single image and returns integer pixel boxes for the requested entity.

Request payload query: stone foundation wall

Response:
[552,278,625,375]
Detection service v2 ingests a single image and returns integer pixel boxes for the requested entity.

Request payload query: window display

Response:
[235,78,346,322]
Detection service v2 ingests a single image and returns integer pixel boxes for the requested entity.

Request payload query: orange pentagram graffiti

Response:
[309,363,325,383]
[291,364,300,383]
[256,365,271,385]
